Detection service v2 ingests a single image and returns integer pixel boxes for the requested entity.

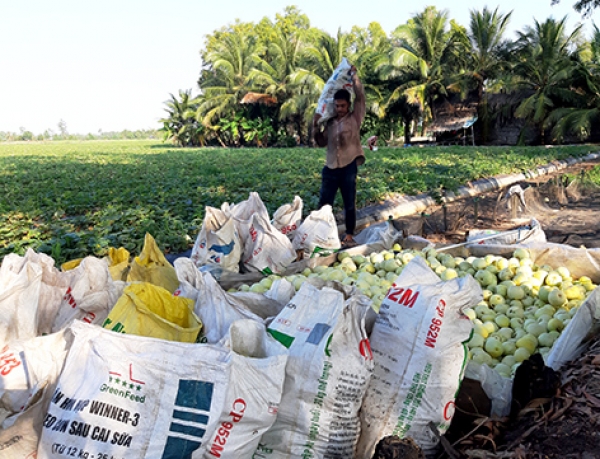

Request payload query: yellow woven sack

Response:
[103,282,201,342]
[107,246,131,281]
[127,233,179,293]
[61,258,82,271]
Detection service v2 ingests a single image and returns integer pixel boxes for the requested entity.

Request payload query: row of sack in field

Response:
[191,192,342,275]
[0,233,485,458]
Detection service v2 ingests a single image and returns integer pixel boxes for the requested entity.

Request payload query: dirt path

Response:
[389,160,600,248]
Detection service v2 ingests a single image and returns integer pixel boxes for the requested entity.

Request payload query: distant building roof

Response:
[426,92,479,134]
[240,92,278,105]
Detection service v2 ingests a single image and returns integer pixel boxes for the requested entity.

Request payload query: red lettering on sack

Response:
[359,339,373,360]
[244,247,263,264]
[249,226,258,243]
[209,399,246,457]
[0,351,21,376]
[63,287,77,309]
[387,286,419,308]
[281,224,297,235]
[424,317,443,349]
[443,401,456,420]
[82,312,96,324]
[435,299,446,318]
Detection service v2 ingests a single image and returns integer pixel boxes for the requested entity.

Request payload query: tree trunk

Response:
[404,118,411,145]
[296,117,304,146]
[215,132,227,148]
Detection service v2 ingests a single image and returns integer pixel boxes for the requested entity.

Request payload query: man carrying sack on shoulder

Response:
[312,64,367,248]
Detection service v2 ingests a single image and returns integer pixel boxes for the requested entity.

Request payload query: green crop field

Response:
[0,140,596,263]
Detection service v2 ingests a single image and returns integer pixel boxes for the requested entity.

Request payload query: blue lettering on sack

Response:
[161,380,214,459]
[306,323,331,345]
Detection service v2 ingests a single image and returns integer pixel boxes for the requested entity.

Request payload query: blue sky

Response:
[0,0,596,135]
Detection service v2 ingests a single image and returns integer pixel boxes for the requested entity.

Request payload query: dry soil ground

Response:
[390,160,600,249]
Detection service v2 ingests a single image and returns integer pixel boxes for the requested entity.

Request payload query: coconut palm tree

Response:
[511,17,583,143]
[159,90,205,147]
[546,25,600,141]
[277,28,352,137]
[301,28,350,81]
[197,23,261,129]
[378,7,461,134]
[248,26,304,103]
[347,23,392,121]
[467,7,513,99]
[245,12,316,142]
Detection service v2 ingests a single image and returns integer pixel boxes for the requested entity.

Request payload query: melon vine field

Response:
[0,140,595,263]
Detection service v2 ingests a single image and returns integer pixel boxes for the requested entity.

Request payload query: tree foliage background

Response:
[161,5,600,147]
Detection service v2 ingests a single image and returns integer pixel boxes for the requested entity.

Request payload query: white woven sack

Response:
[0,329,73,459]
[228,192,270,258]
[192,270,265,344]
[242,213,296,275]
[467,218,546,246]
[0,252,43,346]
[272,196,303,241]
[26,250,75,336]
[0,249,77,346]
[256,283,373,459]
[191,205,242,273]
[174,258,291,322]
[357,257,482,457]
[0,387,52,458]
[315,57,353,124]
[292,205,341,256]
[0,329,73,416]
[51,256,122,333]
[37,320,287,459]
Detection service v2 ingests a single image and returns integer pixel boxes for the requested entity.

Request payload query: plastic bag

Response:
[315,57,353,124]
[26,250,76,336]
[191,205,243,274]
[354,219,402,247]
[0,251,44,345]
[127,233,179,293]
[357,257,482,456]
[103,282,202,343]
[272,196,303,241]
[292,205,341,256]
